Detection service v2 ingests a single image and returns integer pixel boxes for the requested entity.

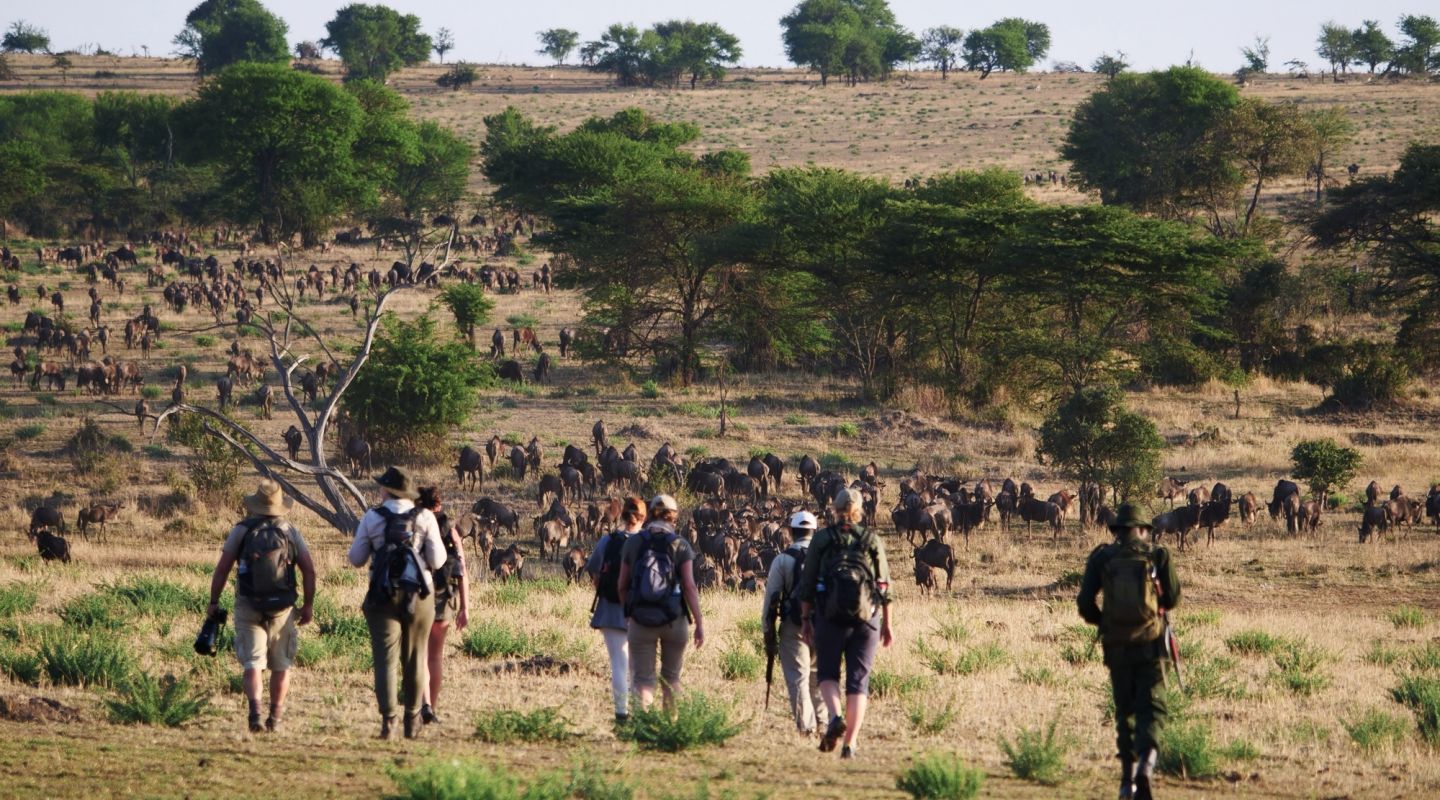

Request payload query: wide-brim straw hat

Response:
[375,466,419,499]
[243,479,295,517]
[1109,503,1152,535]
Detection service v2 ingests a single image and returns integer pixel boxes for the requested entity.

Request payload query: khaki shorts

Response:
[233,598,298,672]
[434,592,459,624]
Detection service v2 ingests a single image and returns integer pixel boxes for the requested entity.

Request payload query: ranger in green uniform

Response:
[1077,504,1181,800]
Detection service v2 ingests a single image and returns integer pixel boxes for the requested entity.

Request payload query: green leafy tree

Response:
[1062,66,1242,224]
[343,315,493,451]
[1038,386,1165,504]
[432,27,453,63]
[2,20,50,53]
[1317,21,1358,81]
[536,28,580,65]
[1092,51,1128,79]
[1395,14,1439,74]
[919,26,963,79]
[1352,20,1393,73]
[584,24,650,86]
[321,4,432,83]
[436,62,477,90]
[0,141,48,220]
[781,0,915,86]
[649,20,742,88]
[963,18,1049,78]
[371,117,472,266]
[177,63,370,245]
[1303,106,1353,202]
[1239,35,1270,73]
[1290,438,1362,502]
[172,0,290,76]
[1224,98,1314,235]
[439,283,494,347]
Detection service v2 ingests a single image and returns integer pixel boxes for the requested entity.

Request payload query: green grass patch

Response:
[640,380,661,399]
[141,385,163,400]
[104,672,211,726]
[718,644,762,681]
[1220,737,1260,762]
[1186,655,1245,700]
[932,617,969,644]
[783,413,809,426]
[1015,665,1060,687]
[908,700,959,735]
[895,752,985,800]
[1225,629,1285,657]
[194,335,217,348]
[473,707,573,743]
[1388,606,1428,629]
[1408,641,1440,672]
[832,422,859,438]
[1157,719,1220,780]
[1178,609,1221,627]
[870,669,928,700]
[14,423,45,440]
[505,314,538,328]
[1270,640,1330,696]
[619,692,743,752]
[999,720,1068,785]
[461,621,534,660]
[819,451,857,473]
[671,401,718,419]
[1390,673,1440,745]
[38,630,134,688]
[59,592,126,630]
[104,576,205,617]
[1364,640,1401,667]
[1344,708,1410,751]
[0,582,40,618]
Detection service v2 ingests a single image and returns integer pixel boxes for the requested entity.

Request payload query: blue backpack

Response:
[627,529,682,627]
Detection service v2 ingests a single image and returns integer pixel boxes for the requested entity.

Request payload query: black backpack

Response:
[818,525,875,625]
[626,529,682,627]
[236,517,298,614]
[594,532,627,604]
[368,506,429,604]
[778,545,807,626]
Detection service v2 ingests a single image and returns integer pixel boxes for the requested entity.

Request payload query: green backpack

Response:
[1099,543,1162,646]
[819,526,875,625]
[236,517,298,614]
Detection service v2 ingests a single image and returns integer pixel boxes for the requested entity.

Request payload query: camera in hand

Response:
[194,608,228,657]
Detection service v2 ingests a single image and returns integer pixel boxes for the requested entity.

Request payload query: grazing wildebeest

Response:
[533,351,551,383]
[76,502,123,541]
[29,506,64,539]
[344,435,371,477]
[563,546,586,584]
[488,544,526,580]
[1359,505,1390,543]
[1238,492,1260,527]
[797,454,820,490]
[537,474,564,509]
[558,328,574,358]
[1296,499,1323,535]
[456,445,484,491]
[508,446,528,482]
[913,539,956,591]
[1198,483,1232,546]
[1268,480,1300,522]
[762,453,785,497]
[913,559,937,596]
[535,518,570,561]
[1157,476,1188,508]
[1151,505,1201,550]
[36,531,71,563]
[283,425,303,460]
[497,360,523,382]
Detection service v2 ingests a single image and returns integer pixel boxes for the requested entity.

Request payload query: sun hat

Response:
[374,466,419,500]
[243,479,294,517]
[1108,503,1152,536]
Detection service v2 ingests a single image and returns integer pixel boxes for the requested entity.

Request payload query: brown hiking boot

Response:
[819,717,846,753]
[379,716,396,740]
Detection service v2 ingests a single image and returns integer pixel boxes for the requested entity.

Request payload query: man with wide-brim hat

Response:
[347,465,446,740]
[1077,503,1181,800]
[207,478,316,734]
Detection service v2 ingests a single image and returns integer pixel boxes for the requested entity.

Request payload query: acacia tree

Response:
[1092,51,1128,79]
[919,26,963,79]
[963,18,1049,77]
[432,27,454,63]
[3,20,49,53]
[1317,21,1357,81]
[649,20,742,88]
[322,3,432,83]
[536,28,580,65]
[1038,385,1164,507]
[173,0,290,76]
[1352,20,1393,73]
[781,0,916,86]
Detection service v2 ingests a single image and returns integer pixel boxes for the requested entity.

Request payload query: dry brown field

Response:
[0,55,1439,799]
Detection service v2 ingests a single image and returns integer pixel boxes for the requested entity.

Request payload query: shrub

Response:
[999,720,1069,785]
[1015,666,1060,687]
[461,621,533,659]
[833,422,859,438]
[1271,641,1330,696]
[908,701,959,735]
[1157,719,1220,779]
[194,335,217,347]
[38,631,134,688]
[60,593,126,630]
[783,414,809,425]
[166,414,245,505]
[387,760,558,800]
[870,669,927,700]
[439,283,494,347]
[1388,606,1429,629]
[1409,642,1440,672]
[1390,673,1440,745]
[0,645,42,685]
[1220,738,1259,761]
[473,707,573,743]
[1344,708,1410,751]
[1224,630,1283,656]
[640,380,661,399]
[1289,438,1362,501]
[104,672,212,726]
[0,582,39,618]
[895,753,985,800]
[619,692,743,752]
[436,62,479,90]
[14,423,44,440]
[718,644,761,681]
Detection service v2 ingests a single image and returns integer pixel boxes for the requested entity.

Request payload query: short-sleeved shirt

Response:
[222,516,310,613]
[586,529,636,631]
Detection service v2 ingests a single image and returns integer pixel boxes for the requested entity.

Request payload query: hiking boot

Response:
[1134,749,1156,800]
[265,715,281,733]
[840,745,857,760]
[614,713,630,727]
[379,716,396,740]
[403,714,420,739]
[420,704,439,725]
[1118,757,1136,799]
[819,717,846,753]
[248,712,263,733]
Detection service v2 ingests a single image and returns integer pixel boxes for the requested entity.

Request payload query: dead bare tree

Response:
[154,239,453,532]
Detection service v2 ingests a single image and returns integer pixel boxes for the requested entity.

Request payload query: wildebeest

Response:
[1198,483,1232,546]
[257,384,273,419]
[1365,480,1382,508]
[536,518,570,561]
[497,360,523,382]
[488,544,526,580]
[558,328,574,358]
[1238,492,1260,527]
[1016,497,1063,540]
[1268,480,1300,522]
[563,546,587,583]
[1151,505,1201,550]
[592,419,608,457]
[343,435,371,478]
[537,474,564,509]
[534,352,551,383]
[508,446,529,482]
[29,506,64,538]
[36,531,71,563]
[1359,505,1390,543]
[914,559,937,596]
[456,445,484,491]
[490,328,506,358]
[76,502,123,541]
[216,376,234,411]
[1157,476,1188,508]
[1295,499,1323,535]
[472,497,520,539]
[913,539,956,591]
[283,425,303,461]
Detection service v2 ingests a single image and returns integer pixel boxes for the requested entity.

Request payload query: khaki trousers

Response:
[779,620,825,733]
[364,594,436,718]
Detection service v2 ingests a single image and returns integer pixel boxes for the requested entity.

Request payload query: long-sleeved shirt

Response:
[796,523,890,607]
[1077,534,1180,652]
[760,535,812,625]
[347,498,446,595]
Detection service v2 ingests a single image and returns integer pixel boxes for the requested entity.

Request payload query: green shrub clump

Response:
[895,752,985,800]
[105,672,211,726]
[473,707,572,744]
[618,693,743,752]
[999,720,1069,785]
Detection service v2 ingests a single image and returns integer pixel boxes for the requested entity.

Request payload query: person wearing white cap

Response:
[616,493,705,713]
[761,509,828,736]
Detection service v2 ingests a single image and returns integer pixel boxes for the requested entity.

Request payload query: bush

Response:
[1157,719,1220,779]
[473,707,572,743]
[387,760,560,800]
[999,720,1069,785]
[0,645,42,685]
[1344,708,1410,751]
[105,576,205,617]
[619,692,743,752]
[439,283,494,347]
[1220,738,1260,761]
[1271,641,1330,696]
[461,621,533,659]
[639,380,661,399]
[194,335,217,347]
[14,423,44,440]
[60,593,126,630]
[0,583,39,618]
[833,422,859,438]
[1409,642,1440,672]
[718,644,762,681]
[1390,673,1440,745]
[1388,606,1429,629]
[1289,438,1362,501]
[870,669,927,700]
[38,631,134,688]
[104,672,212,726]
[908,701,959,735]
[436,62,479,90]
[166,414,245,505]
[895,753,985,800]
[1224,630,1284,656]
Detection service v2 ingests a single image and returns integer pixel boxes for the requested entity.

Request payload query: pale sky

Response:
[10,1,1425,72]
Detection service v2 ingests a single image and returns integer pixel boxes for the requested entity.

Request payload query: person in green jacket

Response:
[1077,504,1181,800]
[797,488,892,760]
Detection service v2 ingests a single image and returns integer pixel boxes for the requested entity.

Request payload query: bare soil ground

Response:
[1,55,1439,799]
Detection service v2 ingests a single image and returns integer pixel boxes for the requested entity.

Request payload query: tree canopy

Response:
[322,3,432,83]
[919,26,963,79]
[173,0,290,75]
[582,20,741,88]
[3,20,50,53]
[537,28,580,65]
[780,0,919,86]
[962,18,1050,78]
[1038,386,1164,503]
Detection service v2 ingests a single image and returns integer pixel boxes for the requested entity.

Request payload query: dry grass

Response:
[1,54,1439,799]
